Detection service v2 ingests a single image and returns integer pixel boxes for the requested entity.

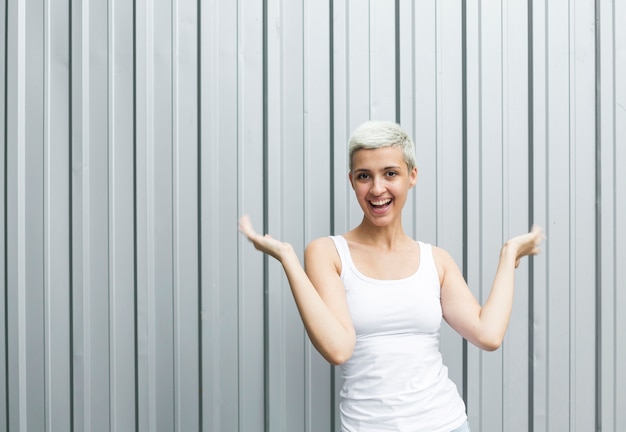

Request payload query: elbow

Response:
[482,340,502,352]
[326,345,354,366]
[323,337,355,366]
[478,335,503,352]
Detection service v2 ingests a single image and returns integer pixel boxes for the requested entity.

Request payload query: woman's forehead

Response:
[351,146,406,169]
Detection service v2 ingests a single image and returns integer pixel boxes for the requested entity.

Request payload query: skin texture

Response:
[239,145,545,363]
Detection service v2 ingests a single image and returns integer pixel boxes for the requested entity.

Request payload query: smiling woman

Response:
[239,121,544,432]
[349,146,416,224]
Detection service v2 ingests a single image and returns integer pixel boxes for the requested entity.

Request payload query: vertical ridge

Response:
[526,0,535,431]
[68,0,75,429]
[3,0,9,427]
[328,0,336,429]
[394,0,400,124]
[461,0,469,406]
[132,0,139,429]
[196,0,203,428]
[262,0,269,430]
[594,0,602,430]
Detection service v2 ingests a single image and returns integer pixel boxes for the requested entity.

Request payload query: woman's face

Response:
[349,146,417,227]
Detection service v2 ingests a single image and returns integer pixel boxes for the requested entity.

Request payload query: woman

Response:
[239,121,544,432]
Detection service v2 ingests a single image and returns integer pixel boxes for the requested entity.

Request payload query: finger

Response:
[238,215,258,238]
[530,224,545,241]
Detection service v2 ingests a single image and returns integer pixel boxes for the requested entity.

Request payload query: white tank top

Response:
[330,236,467,432]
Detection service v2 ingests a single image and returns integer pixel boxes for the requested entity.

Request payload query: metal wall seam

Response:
[0,0,7,422]
[6,0,28,429]
[527,0,536,429]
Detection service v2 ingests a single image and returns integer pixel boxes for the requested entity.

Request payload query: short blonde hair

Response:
[348,121,416,172]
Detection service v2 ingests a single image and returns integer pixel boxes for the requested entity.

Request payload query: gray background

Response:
[2,0,625,431]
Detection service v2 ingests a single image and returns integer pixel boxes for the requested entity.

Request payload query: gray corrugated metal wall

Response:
[2,0,625,431]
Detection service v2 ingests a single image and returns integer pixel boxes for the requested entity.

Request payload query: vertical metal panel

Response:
[46,0,72,430]
[433,0,465,407]
[534,1,573,430]
[464,2,482,426]
[335,0,379,234]
[172,1,200,430]
[303,0,333,430]
[465,1,533,431]
[203,0,266,430]
[234,0,265,429]
[24,0,46,429]
[530,1,550,428]
[134,0,182,430]
[598,3,616,432]
[108,0,137,429]
[202,0,240,429]
[465,2,507,430]
[370,0,396,120]
[611,2,626,431]
[69,0,89,427]
[599,2,626,431]
[6,0,28,429]
[265,0,307,429]
[500,1,531,430]
[0,0,7,425]
[71,0,118,428]
[570,1,597,430]
[399,0,437,243]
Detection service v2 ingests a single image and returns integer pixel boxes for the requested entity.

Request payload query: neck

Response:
[353,217,410,249]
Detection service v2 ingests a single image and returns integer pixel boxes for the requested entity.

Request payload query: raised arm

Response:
[238,215,355,364]
[438,225,544,351]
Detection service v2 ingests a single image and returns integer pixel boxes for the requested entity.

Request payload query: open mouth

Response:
[369,198,392,212]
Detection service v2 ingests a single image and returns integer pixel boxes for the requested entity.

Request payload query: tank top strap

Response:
[329,236,350,272]
[416,241,440,281]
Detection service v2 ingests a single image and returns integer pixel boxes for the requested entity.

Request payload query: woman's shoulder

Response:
[305,236,342,274]
[305,236,341,261]
[307,235,338,251]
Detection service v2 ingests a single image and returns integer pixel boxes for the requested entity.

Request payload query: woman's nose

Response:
[370,177,385,194]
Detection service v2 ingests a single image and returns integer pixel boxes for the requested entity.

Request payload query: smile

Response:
[369,199,392,209]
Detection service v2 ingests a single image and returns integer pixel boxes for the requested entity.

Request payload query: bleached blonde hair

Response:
[348,121,416,172]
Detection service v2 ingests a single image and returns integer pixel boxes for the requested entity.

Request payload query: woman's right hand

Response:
[238,215,294,262]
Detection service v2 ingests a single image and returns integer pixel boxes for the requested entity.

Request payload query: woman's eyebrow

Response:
[354,165,402,172]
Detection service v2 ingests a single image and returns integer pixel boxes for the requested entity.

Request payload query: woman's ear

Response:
[409,166,418,188]
[348,171,355,190]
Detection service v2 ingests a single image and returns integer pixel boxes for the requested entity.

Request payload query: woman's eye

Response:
[386,171,397,177]
[357,173,369,180]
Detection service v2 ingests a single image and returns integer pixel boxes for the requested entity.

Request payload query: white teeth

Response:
[371,199,391,206]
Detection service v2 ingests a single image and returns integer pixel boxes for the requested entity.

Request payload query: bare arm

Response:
[238,215,355,364]
[438,225,544,351]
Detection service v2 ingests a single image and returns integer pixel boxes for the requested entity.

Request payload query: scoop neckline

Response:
[338,235,423,284]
